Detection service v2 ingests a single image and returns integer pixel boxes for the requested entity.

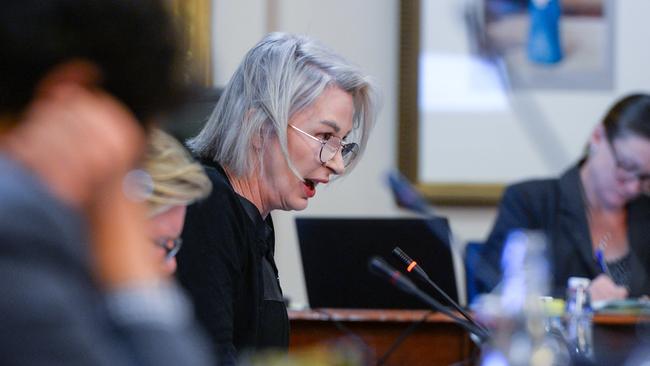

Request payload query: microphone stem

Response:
[421,274,489,334]
[408,284,489,341]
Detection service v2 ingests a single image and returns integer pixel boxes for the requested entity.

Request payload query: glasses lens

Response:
[320,137,340,163]
[155,237,183,260]
[319,136,359,168]
[342,143,359,167]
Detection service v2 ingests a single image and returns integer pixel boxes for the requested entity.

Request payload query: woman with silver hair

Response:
[176,32,379,364]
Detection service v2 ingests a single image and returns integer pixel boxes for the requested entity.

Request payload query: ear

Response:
[35,59,102,97]
[251,130,263,150]
[591,124,607,144]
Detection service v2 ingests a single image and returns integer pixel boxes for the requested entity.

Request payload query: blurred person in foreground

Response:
[482,94,650,302]
[176,32,380,365]
[0,1,213,364]
[143,128,212,275]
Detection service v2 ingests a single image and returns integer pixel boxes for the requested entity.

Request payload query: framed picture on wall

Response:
[481,0,614,90]
[169,0,213,86]
[398,0,617,206]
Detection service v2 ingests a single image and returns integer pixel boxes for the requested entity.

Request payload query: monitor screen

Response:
[296,217,458,309]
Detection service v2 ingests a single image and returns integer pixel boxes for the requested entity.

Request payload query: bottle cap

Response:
[540,296,565,317]
[568,277,590,289]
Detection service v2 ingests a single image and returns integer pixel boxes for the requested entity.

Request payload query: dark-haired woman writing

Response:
[482,94,650,301]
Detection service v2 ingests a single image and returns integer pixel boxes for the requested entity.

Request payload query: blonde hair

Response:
[144,129,212,216]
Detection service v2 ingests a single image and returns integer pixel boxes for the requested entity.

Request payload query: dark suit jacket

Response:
[0,156,214,366]
[481,163,650,297]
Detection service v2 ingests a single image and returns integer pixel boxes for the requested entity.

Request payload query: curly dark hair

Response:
[0,0,184,123]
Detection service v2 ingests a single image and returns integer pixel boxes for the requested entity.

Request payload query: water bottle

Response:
[540,296,571,365]
[565,277,594,359]
[477,230,554,366]
[527,0,563,64]
[541,296,565,336]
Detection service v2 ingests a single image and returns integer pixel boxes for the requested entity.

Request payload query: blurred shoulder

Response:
[0,156,80,233]
[503,176,560,200]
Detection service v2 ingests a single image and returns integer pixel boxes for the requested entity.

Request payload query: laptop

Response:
[296,217,459,309]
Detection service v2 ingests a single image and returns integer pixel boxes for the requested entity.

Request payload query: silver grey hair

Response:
[188,32,380,178]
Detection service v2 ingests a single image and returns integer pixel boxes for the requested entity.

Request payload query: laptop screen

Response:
[296,217,458,309]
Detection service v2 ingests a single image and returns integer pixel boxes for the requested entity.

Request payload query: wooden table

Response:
[592,313,650,364]
[289,309,476,366]
[289,310,650,366]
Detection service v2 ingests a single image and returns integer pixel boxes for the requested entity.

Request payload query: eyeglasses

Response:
[154,237,183,261]
[607,139,650,193]
[289,124,359,167]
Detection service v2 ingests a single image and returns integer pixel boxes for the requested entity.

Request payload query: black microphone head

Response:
[368,256,391,276]
[392,246,429,280]
[368,256,417,293]
[392,246,414,266]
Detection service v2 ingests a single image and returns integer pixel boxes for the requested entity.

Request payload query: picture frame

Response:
[399,0,502,205]
[398,0,614,206]
[169,0,213,86]
[482,0,613,90]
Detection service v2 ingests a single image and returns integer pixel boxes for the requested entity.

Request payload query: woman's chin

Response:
[288,197,309,212]
[605,192,627,208]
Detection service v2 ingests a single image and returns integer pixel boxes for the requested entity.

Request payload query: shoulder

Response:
[492,176,565,230]
[501,177,560,206]
[180,162,252,261]
[0,157,84,255]
[186,162,244,222]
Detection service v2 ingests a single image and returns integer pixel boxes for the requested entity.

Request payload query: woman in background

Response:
[176,32,379,365]
[482,94,650,301]
[143,128,212,274]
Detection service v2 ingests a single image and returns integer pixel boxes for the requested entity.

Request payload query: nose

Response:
[324,149,345,175]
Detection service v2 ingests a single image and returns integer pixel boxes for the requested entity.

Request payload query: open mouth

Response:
[303,179,316,198]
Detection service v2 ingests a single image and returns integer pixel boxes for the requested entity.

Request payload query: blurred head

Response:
[0,0,183,124]
[144,129,212,274]
[189,32,379,213]
[585,94,650,208]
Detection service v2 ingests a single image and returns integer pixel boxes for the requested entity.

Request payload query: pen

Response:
[595,247,612,277]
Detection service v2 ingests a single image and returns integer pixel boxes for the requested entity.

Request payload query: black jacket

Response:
[176,161,289,366]
[481,163,650,297]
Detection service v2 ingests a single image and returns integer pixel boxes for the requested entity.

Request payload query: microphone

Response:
[368,256,489,341]
[368,256,419,294]
[392,246,489,336]
[386,169,502,295]
[392,246,429,280]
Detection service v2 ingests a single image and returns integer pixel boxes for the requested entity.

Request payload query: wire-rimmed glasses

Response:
[289,124,359,167]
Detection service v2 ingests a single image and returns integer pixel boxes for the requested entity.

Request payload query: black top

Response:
[481,163,650,298]
[176,160,289,366]
[606,253,632,289]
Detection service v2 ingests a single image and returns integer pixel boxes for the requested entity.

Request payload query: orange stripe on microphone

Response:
[407,261,417,272]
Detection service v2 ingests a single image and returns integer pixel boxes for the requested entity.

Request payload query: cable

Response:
[376,310,434,366]
[312,309,375,363]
